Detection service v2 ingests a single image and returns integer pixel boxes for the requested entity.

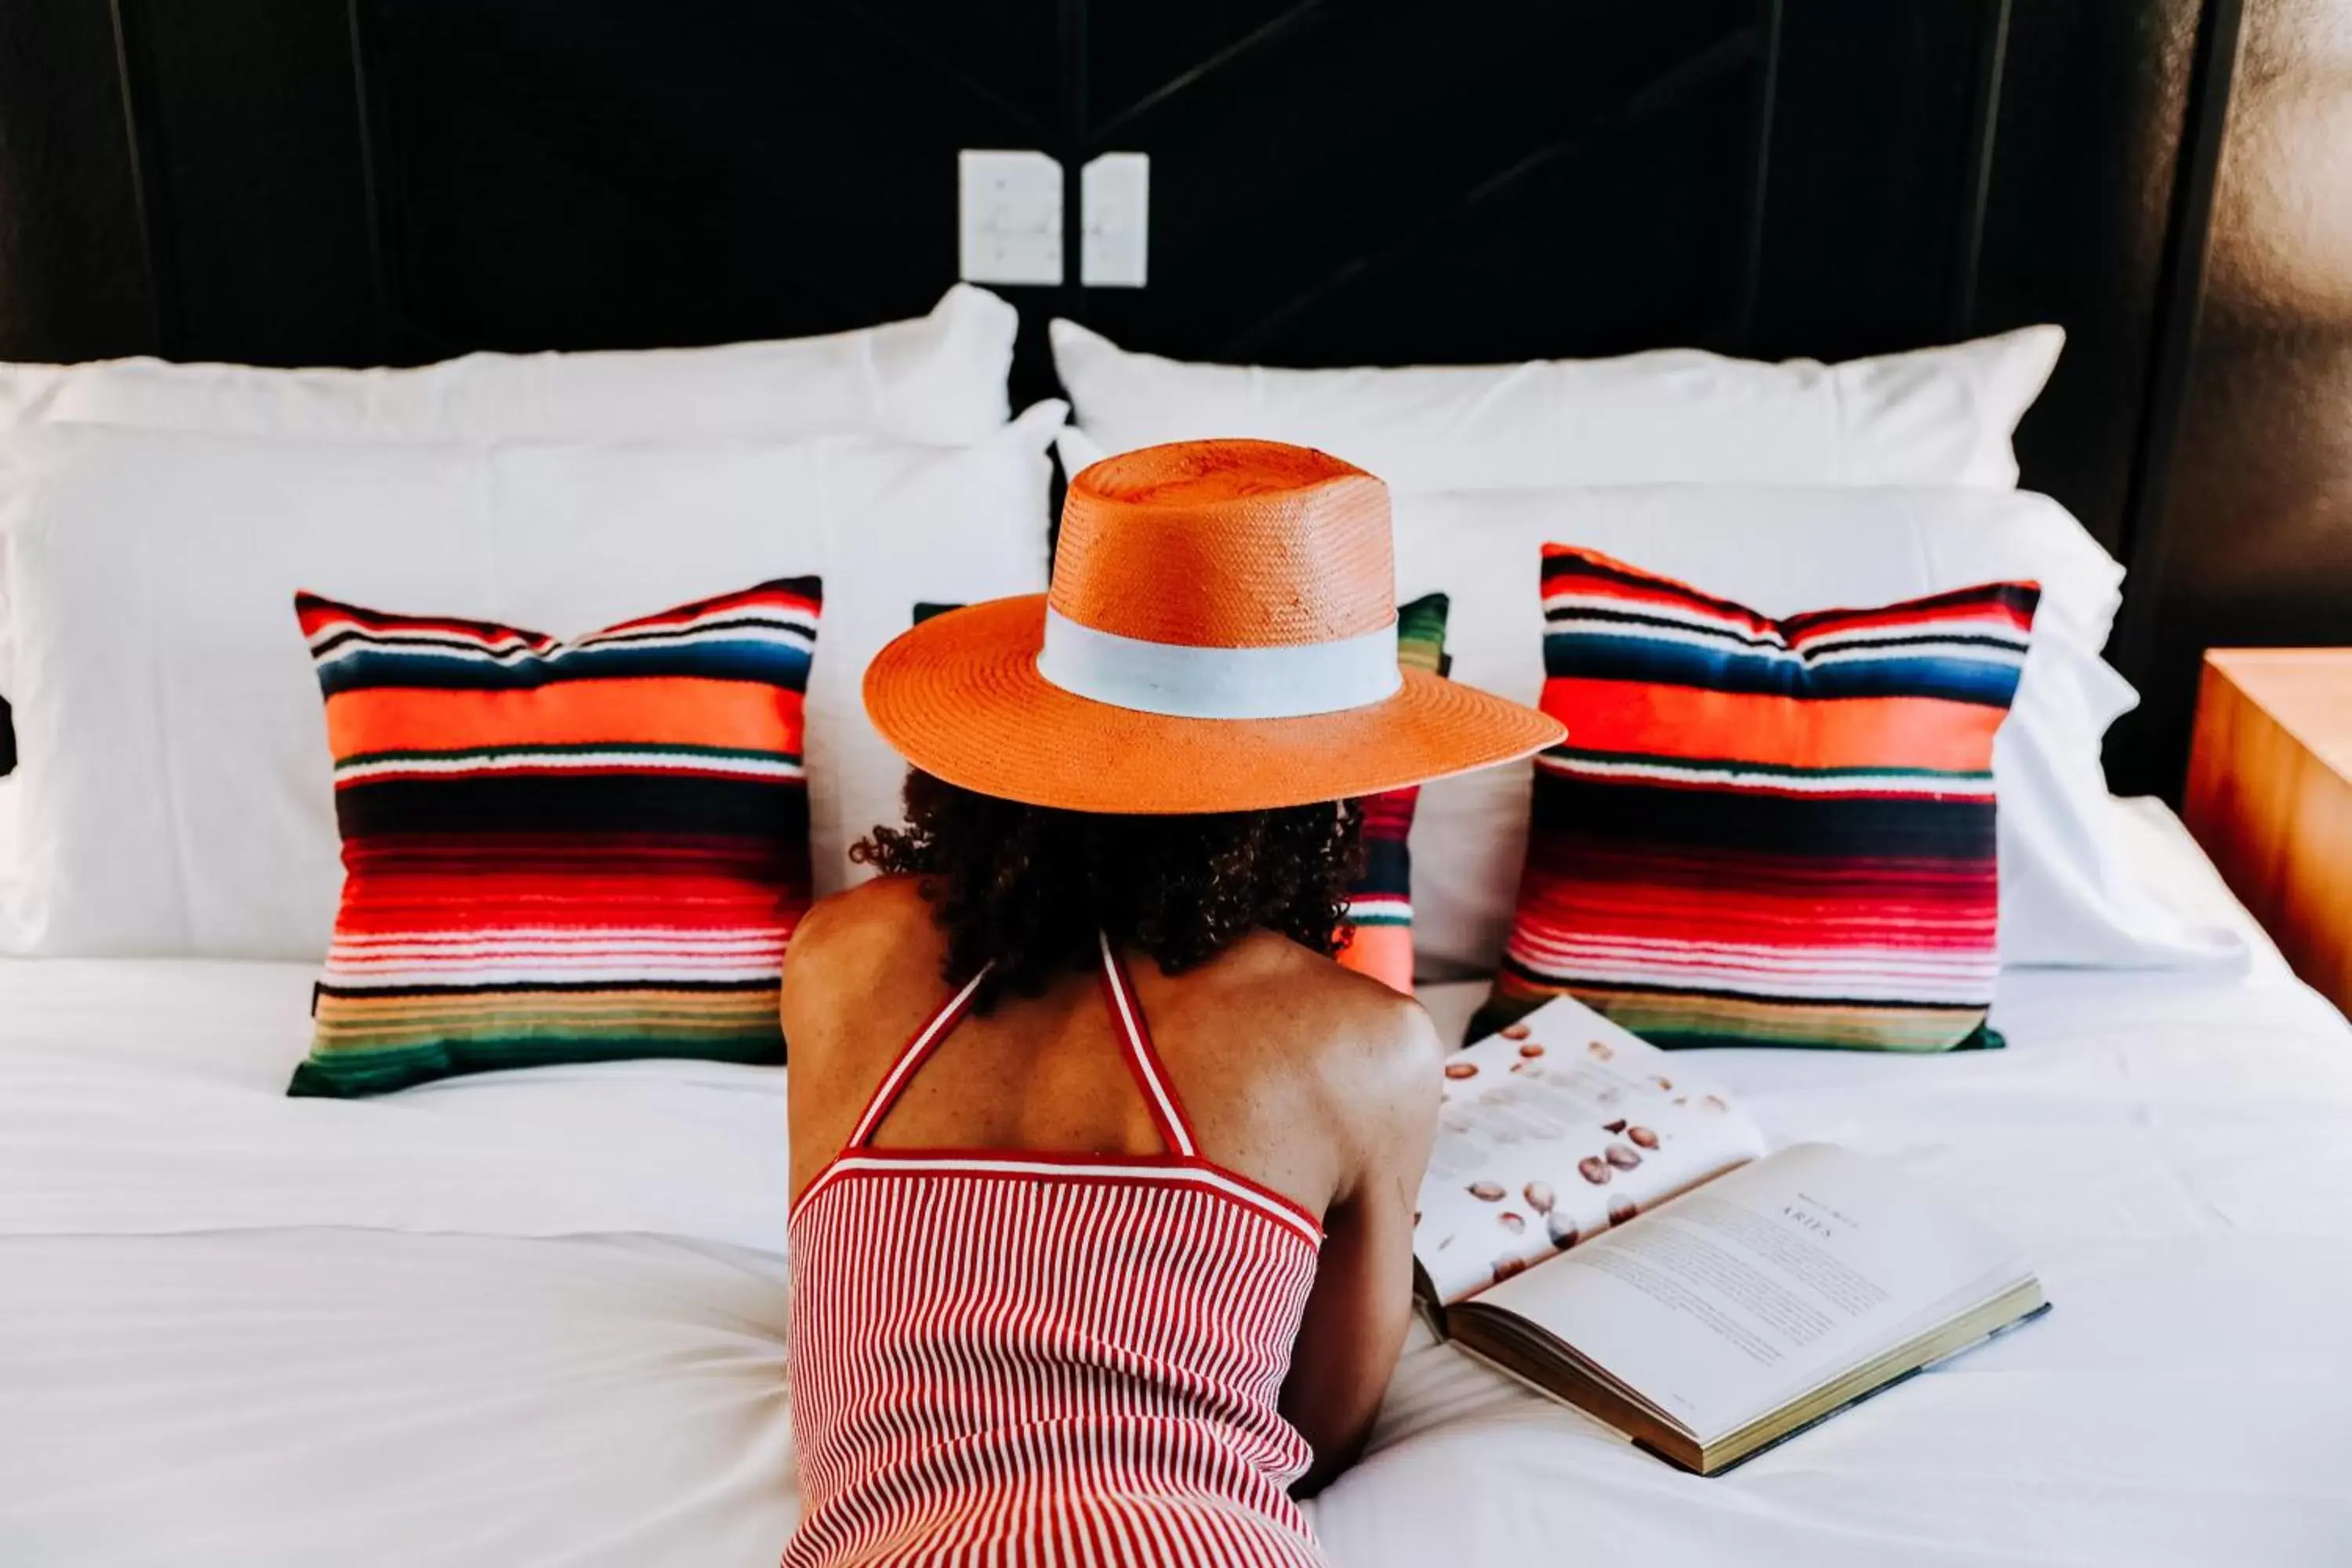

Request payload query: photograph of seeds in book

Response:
[1416,997,2049,1476]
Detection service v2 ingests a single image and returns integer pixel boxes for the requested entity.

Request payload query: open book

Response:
[1415,997,2047,1475]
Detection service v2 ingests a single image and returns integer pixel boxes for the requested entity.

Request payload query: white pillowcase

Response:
[1052,320,2062,492]
[0,286,1018,823]
[1353,481,2225,978]
[0,403,1062,959]
[0,285,1016,448]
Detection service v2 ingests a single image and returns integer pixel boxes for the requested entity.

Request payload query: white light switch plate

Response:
[1082,152,1149,288]
[959,149,1063,286]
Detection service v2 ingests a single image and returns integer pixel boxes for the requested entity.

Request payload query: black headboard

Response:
[0,0,2246,791]
[345,3,2027,408]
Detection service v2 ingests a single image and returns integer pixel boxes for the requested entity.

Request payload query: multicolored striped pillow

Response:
[1336,593,1450,993]
[287,579,818,1097]
[1472,546,2037,1051]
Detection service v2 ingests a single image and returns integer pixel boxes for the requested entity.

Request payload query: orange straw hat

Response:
[863,438,1564,814]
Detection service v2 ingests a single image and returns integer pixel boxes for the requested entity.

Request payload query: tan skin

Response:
[782,874,1443,1497]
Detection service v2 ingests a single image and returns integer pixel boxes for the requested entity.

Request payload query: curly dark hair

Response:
[851,770,1365,1007]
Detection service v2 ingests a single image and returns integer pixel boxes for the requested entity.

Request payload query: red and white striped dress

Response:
[786,934,1328,1566]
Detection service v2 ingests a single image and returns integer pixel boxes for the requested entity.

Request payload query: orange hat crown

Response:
[1051,440,1396,651]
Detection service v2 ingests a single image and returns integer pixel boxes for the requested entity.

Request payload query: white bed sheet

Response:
[1340,803,2352,1566]
[2,800,2348,1566]
[2,1232,796,1567]
[0,957,793,1247]
[0,965,802,1566]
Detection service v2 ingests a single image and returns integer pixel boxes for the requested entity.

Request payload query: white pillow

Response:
[0,285,1016,448]
[1358,483,2233,978]
[1052,319,2062,492]
[0,286,1018,815]
[0,403,1062,959]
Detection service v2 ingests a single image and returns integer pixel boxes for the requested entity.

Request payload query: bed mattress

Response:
[3,802,2349,1566]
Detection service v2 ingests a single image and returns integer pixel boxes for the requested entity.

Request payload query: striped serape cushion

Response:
[1471,546,2037,1051]
[1337,593,1450,993]
[288,578,818,1097]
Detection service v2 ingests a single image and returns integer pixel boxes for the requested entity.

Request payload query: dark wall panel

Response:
[125,0,379,363]
[2109,0,2352,791]
[361,0,1067,397]
[1074,3,1764,364]
[0,0,154,361]
[1746,5,1997,361]
[367,2,1047,355]
[1980,0,2202,569]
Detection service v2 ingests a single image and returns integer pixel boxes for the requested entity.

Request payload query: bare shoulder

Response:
[1181,932,1443,1128]
[780,877,945,1062]
[1224,931,1439,1047]
[786,874,938,975]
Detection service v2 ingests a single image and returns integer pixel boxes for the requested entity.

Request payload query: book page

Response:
[1412,996,1766,1305]
[1475,1144,2027,1442]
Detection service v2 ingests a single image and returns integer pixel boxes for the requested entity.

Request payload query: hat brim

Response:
[863,596,1566,814]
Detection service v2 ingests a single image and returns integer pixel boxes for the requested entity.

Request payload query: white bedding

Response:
[3,800,2350,1566]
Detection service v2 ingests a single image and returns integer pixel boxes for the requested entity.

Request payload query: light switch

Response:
[959,149,1063,287]
[1082,152,1149,288]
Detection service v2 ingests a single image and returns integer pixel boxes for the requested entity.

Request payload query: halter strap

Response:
[1095,932,1200,1159]
[844,964,991,1150]
[840,936,1201,1160]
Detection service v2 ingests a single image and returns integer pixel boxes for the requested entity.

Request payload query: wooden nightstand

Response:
[2183,649,2352,1014]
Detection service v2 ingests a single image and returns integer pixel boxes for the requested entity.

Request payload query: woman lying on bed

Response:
[779,439,1559,1566]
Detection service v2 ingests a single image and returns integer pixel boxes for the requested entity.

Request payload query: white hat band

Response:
[1036,606,1402,720]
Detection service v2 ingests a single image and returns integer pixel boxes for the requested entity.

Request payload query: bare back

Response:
[782,874,1443,1488]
